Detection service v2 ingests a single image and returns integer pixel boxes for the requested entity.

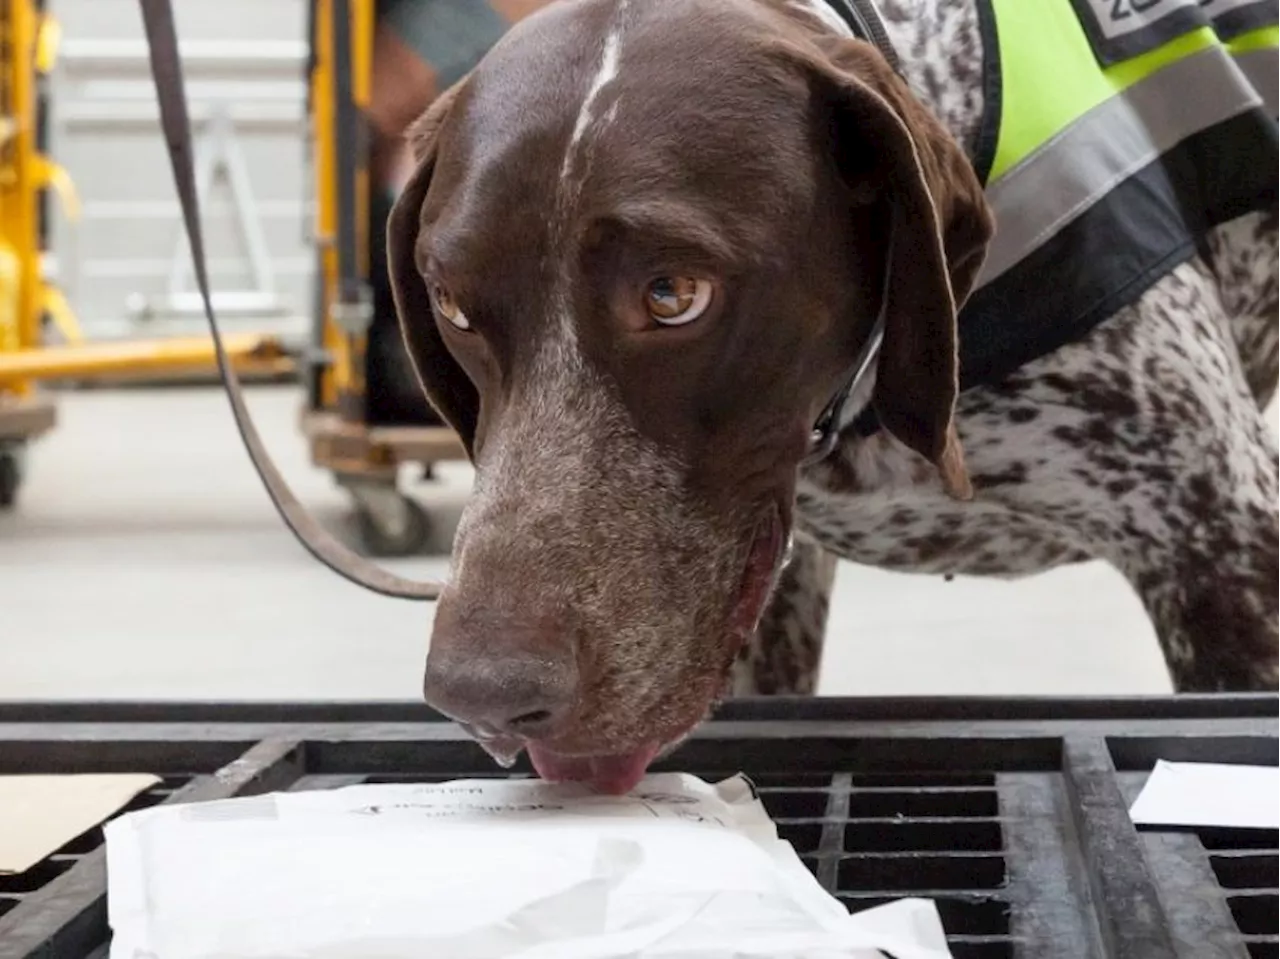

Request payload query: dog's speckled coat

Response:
[737,0,1279,695]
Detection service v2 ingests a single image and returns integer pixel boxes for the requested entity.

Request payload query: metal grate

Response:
[0,695,1275,959]
[834,774,1010,959]
[1109,733,1278,959]
[1200,826,1279,959]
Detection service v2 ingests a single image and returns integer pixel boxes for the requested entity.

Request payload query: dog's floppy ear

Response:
[811,39,994,499]
[387,83,479,458]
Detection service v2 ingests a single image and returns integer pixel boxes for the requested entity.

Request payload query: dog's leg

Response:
[1133,215,1279,690]
[1131,502,1278,692]
[732,535,837,695]
[1204,210,1279,409]
[958,257,1279,691]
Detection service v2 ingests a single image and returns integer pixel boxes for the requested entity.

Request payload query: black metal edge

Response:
[0,694,1274,725]
[999,772,1106,958]
[815,772,853,892]
[1061,737,1181,959]
[304,734,1071,778]
[1,725,1275,958]
[0,739,305,959]
[1120,770,1252,959]
[0,730,1066,777]
[1108,734,1279,770]
[0,738,263,775]
[2,718,1275,781]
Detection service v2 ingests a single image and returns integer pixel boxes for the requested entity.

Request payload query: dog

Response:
[383,0,1280,793]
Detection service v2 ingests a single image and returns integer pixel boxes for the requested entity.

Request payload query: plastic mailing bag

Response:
[106,772,954,959]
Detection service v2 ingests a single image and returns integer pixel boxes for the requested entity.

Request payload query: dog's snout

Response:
[424,615,577,738]
[425,654,576,737]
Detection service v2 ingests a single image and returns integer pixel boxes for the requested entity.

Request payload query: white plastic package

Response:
[105,772,954,959]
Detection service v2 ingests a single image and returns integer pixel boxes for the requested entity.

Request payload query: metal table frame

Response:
[0,695,1276,959]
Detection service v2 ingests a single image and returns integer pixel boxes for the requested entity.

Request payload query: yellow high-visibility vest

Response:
[958,0,1278,387]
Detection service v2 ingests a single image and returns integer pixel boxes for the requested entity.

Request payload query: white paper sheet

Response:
[105,772,954,959]
[1129,760,1280,830]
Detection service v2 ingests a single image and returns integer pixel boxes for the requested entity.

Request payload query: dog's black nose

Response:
[423,612,577,739]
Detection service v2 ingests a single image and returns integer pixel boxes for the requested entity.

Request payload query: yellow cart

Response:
[0,0,293,508]
[0,0,65,505]
[301,0,466,556]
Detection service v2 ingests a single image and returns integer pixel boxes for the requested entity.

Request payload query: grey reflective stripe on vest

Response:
[1237,47,1279,115]
[977,45,1271,289]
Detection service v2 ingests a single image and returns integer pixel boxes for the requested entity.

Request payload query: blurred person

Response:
[363,1,549,425]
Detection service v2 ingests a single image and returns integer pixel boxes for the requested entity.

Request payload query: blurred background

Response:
[0,0,1274,702]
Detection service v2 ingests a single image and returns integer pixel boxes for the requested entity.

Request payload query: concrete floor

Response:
[4,384,1271,702]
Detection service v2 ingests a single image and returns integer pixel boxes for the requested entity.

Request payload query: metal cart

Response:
[300,0,467,559]
[0,694,1275,958]
[0,0,69,508]
[0,0,295,510]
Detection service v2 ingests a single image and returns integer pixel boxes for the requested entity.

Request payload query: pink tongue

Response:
[527,742,661,795]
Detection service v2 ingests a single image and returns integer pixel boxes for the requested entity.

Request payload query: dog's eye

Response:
[645,276,712,326]
[430,282,470,330]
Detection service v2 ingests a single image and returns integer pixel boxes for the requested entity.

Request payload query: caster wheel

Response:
[0,449,22,510]
[354,493,430,557]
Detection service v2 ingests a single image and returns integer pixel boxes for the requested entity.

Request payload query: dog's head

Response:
[389,0,993,791]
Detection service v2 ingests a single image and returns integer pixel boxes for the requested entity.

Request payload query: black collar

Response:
[823,0,902,72]
[802,0,899,466]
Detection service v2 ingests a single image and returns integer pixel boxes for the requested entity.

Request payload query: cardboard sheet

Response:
[0,774,160,874]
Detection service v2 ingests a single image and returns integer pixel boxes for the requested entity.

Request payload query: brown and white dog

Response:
[385,0,1280,793]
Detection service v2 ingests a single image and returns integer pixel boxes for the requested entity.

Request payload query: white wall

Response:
[47,0,313,340]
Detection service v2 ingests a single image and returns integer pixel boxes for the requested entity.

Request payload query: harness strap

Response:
[802,0,901,460]
[139,0,442,601]
[826,0,902,73]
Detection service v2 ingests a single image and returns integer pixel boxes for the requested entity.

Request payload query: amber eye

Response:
[644,276,713,326]
[430,282,470,330]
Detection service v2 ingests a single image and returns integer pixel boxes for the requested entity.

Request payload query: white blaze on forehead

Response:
[562,30,622,178]
[559,3,627,189]
[553,2,629,347]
